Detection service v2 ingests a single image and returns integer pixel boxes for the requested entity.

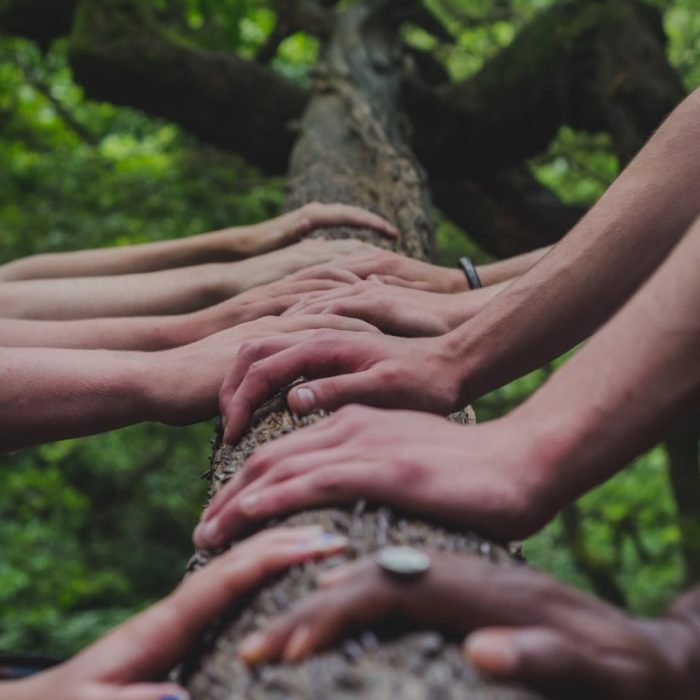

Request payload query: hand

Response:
[241,238,387,290]
[287,248,467,293]
[241,202,399,256]
[236,550,699,700]
[218,327,468,444]
[183,274,360,344]
[10,527,347,700]
[195,407,543,549]
[146,314,380,427]
[284,279,469,336]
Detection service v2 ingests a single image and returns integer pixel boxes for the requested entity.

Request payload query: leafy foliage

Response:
[0,0,698,657]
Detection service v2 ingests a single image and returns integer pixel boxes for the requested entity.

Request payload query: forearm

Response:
[446,280,512,327]
[507,218,700,521]
[0,347,158,451]
[0,225,260,282]
[477,246,550,287]
[450,88,700,401]
[0,315,198,350]
[0,241,364,320]
[0,262,234,319]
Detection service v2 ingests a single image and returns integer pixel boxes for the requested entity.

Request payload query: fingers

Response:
[238,559,394,665]
[75,527,347,683]
[199,418,343,528]
[464,627,639,698]
[196,462,385,546]
[288,264,363,285]
[221,330,378,444]
[368,273,428,290]
[287,369,388,414]
[276,313,380,335]
[306,203,399,238]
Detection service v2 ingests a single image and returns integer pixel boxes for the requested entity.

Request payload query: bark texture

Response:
[178,4,535,698]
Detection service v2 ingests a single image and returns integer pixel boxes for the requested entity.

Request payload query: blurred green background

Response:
[0,0,698,656]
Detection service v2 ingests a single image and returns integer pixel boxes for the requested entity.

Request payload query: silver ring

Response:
[376,546,431,580]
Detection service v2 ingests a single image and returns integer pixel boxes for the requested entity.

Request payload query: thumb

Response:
[288,371,379,414]
[464,627,622,694]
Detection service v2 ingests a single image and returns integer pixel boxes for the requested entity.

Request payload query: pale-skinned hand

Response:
[195,407,545,550]
[237,201,399,256]
[218,328,467,444]
[236,550,699,700]
[148,314,380,427]
[6,527,347,700]
[185,274,361,343]
[283,279,470,336]
[285,249,467,293]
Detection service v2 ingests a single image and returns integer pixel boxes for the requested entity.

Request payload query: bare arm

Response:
[0,314,376,452]
[477,245,549,286]
[0,238,375,320]
[449,87,700,402]
[0,275,354,350]
[204,214,700,547]
[0,202,397,281]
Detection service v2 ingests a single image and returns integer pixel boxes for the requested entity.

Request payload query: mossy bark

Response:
[178,4,536,699]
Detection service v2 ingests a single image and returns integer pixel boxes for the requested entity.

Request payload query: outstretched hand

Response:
[246,202,399,256]
[9,527,347,700]
[284,279,472,336]
[195,407,544,550]
[237,550,699,700]
[286,248,467,293]
[218,328,467,444]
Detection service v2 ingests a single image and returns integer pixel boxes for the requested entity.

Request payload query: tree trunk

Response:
[178,3,535,698]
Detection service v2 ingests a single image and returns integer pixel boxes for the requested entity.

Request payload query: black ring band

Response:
[459,256,482,290]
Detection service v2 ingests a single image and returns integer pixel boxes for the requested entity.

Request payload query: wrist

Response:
[447,267,469,293]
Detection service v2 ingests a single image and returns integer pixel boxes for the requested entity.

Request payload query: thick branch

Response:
[408,0,684,177]
[433,167,586,257]
[67,0,307,174]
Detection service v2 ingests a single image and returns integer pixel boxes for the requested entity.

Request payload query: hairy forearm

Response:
[477,246,550,287]
[450,88,700,401]
[0,347,158,451]
[509,218,700,521]
[0,225,262,282]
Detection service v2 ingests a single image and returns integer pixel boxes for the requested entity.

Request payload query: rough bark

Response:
[178,4,536,698]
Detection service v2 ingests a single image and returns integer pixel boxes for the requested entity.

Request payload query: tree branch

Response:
[67,0,308,175]
[433,166,586,257]
[407,0,684,177]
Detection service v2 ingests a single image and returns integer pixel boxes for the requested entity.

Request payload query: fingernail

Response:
[305,533,348,551]
[196,520,219,547]
[284,624,312,662]
[241,493,259,515]
[159,693,190,700]
[239,632,268,665]
[293,387,316,411]
[464,633,519,675]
